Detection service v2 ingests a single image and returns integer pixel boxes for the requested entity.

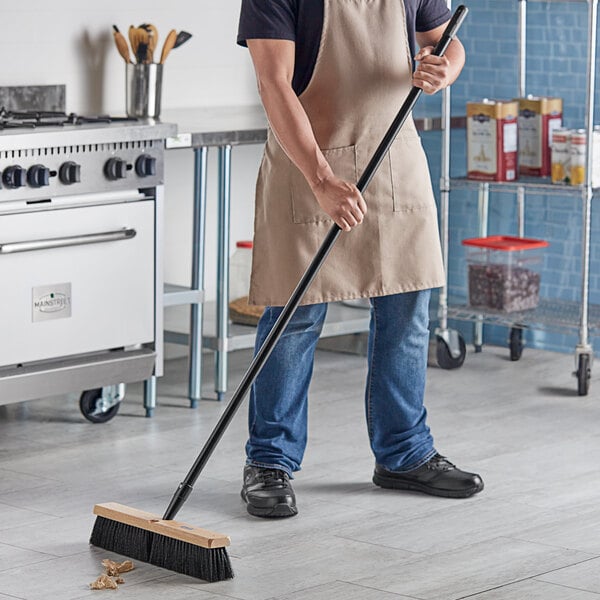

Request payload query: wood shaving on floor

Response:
[90,559,135,590]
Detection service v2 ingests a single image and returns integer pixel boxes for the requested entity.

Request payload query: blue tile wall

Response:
[414,0,600,356]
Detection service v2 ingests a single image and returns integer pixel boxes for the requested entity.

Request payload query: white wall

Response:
[1,0,258,113]
[1,0,263,300]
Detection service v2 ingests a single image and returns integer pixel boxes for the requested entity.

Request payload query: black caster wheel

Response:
[79,388,120,423]
[509,327,524,361]
[436,334,466,370]
[576,354,591,396]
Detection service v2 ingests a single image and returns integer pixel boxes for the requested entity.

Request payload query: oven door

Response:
[0,199,155,367]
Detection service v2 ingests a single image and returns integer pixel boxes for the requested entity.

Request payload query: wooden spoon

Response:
[128,25,139,62]
[135,27,150,64]
[112,25,132,63]
[159,29,177,64]
[142,24,159,62]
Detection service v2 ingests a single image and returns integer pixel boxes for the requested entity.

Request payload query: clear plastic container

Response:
[229,240,253,302]
[462,236,549,312]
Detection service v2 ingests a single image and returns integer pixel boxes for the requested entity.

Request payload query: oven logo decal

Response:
[32,283,72,322]
[36,293,69,312]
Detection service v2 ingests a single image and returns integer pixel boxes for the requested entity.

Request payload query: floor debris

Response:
[90,559,135,590]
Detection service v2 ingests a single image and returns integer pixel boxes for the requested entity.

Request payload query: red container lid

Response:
[462,235,549,251]
[236,241,253,249]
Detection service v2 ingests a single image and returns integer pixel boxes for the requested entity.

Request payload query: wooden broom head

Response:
[93,502,230,549]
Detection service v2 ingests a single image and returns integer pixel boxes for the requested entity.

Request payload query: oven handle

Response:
[0,228,137,254]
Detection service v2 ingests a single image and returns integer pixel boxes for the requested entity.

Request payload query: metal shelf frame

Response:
[436,0,599,391]
[449,177,598,197]
[446,298,600,336]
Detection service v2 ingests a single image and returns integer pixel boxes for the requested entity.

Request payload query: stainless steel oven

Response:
[0,116,175,420]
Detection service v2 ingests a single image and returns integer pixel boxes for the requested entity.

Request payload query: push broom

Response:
[90,4,468,583]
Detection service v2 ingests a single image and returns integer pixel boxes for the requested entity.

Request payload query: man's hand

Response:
[247,38,366,232]
[311,175,367,232]
[414,25,465,95]
[413,46,451,95]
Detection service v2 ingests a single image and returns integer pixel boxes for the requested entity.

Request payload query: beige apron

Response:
[249,0,445,307]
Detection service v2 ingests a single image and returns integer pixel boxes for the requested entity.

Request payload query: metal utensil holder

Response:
[126,64,163,118]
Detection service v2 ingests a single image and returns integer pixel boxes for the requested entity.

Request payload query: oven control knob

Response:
[2,165,27,189]
[27,165,50,188]
[135,154,157,178]
[59,161,81,185]
[104,158,128,181]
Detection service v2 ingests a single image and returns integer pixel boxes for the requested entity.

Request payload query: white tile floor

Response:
[1,342,599,599]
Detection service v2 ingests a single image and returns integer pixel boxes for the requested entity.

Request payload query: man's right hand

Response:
[247,38,367,232]
[311,175,367,232]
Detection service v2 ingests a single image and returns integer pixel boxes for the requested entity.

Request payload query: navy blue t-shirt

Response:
[237,0,451,95]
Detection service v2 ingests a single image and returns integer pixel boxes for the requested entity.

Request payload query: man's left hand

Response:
[413,46,451,95]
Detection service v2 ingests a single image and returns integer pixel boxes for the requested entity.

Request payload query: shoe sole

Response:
[372,473,484,499]
[246,502,298,518]
[241,490,298,518]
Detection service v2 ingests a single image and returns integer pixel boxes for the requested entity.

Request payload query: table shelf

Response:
[164,301,371,353]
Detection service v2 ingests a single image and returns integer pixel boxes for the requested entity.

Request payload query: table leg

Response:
[215,145,232,401]
[188,147,208,408]
[143,377,156,417]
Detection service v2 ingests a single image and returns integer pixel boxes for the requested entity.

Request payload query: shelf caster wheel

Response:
[509,327,524,362]
[474,344,483,354]
[576,354,591,396]
[80,387,121,423]
[436,334,466,370]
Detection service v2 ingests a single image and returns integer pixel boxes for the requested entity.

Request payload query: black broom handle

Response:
[163,4,468,521]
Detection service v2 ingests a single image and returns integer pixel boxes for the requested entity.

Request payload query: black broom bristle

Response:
[90,516,234,583]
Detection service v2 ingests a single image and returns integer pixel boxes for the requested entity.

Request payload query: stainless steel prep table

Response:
[161,105,374,403]
[162,105,460,404]
[162,105,268,404]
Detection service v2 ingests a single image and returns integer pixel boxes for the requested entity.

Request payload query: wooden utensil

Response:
[135,27,150,64]
[128,25,138,61]
[127,25,137,56]
[141,23,159,62]
[160,29,177,64]
[112,25,132,63]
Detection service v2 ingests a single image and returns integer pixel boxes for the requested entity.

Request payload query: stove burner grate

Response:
[0,108,137,130]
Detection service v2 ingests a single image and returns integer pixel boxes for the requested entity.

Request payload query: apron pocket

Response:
[290,145,358,224]
[390,134,434,213]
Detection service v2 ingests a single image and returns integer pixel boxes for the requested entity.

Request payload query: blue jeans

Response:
[246,290,435,476]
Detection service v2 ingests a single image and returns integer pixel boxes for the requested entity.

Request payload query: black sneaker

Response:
[373,453,484,498]
[241,465,298,518]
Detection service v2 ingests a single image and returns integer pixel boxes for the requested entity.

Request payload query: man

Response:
[237,0,483,519]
